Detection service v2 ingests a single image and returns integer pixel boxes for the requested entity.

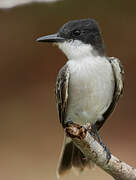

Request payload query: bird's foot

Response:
[99,141,111,163]
[91,124,111,163]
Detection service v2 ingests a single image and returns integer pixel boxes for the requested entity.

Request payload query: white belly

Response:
[66,57,115,125]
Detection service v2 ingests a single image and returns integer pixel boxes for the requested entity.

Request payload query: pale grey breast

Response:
[66,57,115,125]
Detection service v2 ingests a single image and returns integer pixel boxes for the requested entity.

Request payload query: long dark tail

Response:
[56,135,94,178]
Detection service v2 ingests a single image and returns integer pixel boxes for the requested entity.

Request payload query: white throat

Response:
[57,40,96,60]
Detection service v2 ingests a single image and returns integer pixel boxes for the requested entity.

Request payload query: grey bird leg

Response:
[91,124,111,163]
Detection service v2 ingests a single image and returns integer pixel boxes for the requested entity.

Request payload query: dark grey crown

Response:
[58,19,105,56]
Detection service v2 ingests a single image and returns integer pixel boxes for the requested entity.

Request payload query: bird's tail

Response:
[56,134,94,178]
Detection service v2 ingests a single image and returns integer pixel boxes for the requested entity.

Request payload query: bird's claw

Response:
[100,142,111,163]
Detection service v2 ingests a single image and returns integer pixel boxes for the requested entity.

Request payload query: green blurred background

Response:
[0,0,136,179]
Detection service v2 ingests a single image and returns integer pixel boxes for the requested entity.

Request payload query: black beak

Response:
[36,33,65,43]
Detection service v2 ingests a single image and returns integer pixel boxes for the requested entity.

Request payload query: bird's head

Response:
[36,19,105,59]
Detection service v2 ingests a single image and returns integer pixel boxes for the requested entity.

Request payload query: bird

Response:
[36,18,124,177]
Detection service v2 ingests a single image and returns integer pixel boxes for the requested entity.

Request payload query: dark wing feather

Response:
[95,57,124,130]
[55,64,70,127]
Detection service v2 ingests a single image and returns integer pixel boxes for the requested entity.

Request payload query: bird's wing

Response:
[95,57,124,130]
[55,64,70,127]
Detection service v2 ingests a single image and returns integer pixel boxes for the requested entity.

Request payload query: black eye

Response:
[72,30,81,36]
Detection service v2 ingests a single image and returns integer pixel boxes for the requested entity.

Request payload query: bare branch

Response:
[65,124,136,180]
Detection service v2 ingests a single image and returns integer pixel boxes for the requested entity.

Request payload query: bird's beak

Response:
[36,33,65,43]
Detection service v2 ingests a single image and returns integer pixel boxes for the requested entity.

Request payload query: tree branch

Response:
[65,124,136,180]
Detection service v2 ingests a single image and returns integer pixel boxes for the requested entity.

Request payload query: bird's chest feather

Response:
[66,57,115,124]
